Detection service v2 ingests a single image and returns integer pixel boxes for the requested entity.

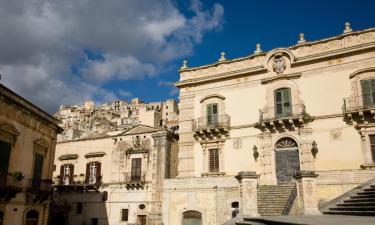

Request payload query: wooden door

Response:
[137,215,146,225]
[275,149,300,184]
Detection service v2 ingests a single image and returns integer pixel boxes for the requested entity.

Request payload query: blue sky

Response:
[101,0,375,103]
[1,0,375,113]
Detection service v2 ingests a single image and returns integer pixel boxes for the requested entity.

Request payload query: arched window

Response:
[25,210,39,225]
[274,88,292,118]
[275,137,298,150]
[182,210,202,225]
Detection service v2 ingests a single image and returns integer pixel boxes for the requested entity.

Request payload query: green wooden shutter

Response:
[361,79,372,106]
[207,104,218,126]
[0,140,12,173]
[32,153,44,188]
[275,88,292,118]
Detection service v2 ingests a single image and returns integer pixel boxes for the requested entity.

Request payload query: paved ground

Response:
[245,215,375,225]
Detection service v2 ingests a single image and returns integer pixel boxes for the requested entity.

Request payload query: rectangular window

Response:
[361,79,375,107]
[32,152,44,188]
[207,103,218,126]
[274,88,292,118]
[0,139,12,174]
[369,135,375,162]
[121,209,129,221]
[76,203,83,214]
[131,158,142,181]
[209,149,219,173]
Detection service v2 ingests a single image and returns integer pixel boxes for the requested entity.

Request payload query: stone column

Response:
[293,171,321,215]
[235,171,259,217]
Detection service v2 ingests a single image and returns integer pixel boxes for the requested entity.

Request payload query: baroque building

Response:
[55,98,178,141]
[0,83,61,225]
[51,125,178,225]
[163,23,375,225]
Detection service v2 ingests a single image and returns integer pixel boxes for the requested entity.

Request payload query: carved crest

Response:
[133,135,143,150]
[272,53,286,74]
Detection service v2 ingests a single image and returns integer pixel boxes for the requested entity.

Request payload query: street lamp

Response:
[253,145,259,161]
[311,141,318,158]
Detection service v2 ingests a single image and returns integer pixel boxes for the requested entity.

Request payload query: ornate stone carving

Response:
[133,135,143,150]
[272,53,286,74]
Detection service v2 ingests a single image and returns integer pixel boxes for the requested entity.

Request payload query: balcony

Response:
[0,171,23,201]
[26,178,53,203]
[255,104,310,132]
[193,115,230,142]
[343,95,375,125]
[53,175,102,192]
[124,173,146,190]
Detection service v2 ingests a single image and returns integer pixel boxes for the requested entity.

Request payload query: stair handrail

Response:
[282,185,297,215]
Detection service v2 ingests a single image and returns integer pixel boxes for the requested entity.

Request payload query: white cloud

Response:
[0,0,224,113]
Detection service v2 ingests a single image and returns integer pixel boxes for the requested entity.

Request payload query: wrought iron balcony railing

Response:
[193,115,230,131]
[343,95,375,113]
[53,175,102,186]
[0,171,24,189]
[259,104,306,122]
[124,172,146,183]
[28,178,53,192]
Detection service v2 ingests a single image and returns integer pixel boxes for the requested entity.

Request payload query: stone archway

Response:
[182,210,202,225]
[24,210,39,225]
[275,137,300,184]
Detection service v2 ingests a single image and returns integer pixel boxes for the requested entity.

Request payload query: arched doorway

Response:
[275,137,300,184]
[25,210,39,225]
[0,211,4,225]
[182,210,202,225]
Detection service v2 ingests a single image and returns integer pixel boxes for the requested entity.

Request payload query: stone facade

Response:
[55,98,179,141]
[0,83,61,225]
[163,23,375,224]
[51,125,178,225]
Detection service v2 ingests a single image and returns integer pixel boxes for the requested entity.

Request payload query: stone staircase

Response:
[258,184,295,216]
[323,181,375,216]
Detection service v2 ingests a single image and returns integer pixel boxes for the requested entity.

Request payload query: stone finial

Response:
[219,52,226,61]
[254,43,262,53]
[181,59,188,69]
[298,33,306,44]
[344,22,352,33]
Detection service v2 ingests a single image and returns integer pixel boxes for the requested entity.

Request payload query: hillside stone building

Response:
[163,23,375,224]
[0,83,61,225]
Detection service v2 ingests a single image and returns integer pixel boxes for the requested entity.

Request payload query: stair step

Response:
[337,202,375,207]
[324,210,375,216]
[350,195,375,199]
[330,206,375,211]
[357,191,375,195]
[344,198,375,203]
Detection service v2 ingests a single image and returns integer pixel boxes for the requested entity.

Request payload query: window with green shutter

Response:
[274,88,292,118]
[208,149,219,173]
[0,140,12,174]
[207,103,218,126]
[361,79,375,107]
[32,152,44,188]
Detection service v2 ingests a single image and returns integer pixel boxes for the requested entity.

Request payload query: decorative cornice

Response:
[200,94,226,103]
[349,67,375,79]
[261,73,301,85]
[58,154,78,161]
[0,123,20,136]
[84,152,106,158]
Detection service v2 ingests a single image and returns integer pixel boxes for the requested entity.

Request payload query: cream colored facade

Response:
[51,125,178,225]
[163,24,375,225]
[0,83,61,225]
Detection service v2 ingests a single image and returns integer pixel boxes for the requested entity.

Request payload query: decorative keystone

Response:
[298,33,306,44]
[344,22,352,33]
[219,52,226,61]
[181,59,188,69]
[254,43,262,53]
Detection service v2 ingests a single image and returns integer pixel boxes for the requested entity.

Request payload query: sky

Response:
[0,0,375,114]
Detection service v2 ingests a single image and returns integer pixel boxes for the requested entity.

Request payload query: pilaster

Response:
[293,171,321,215]
[235,171,260,217]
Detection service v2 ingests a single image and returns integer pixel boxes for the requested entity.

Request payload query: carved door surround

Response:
[258,129,315,185]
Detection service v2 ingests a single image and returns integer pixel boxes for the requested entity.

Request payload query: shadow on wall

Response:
[48,191,109,225]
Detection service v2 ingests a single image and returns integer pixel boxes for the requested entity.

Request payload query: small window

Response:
[91,218,98,225]
[53,164,56,172]
[76,203,83,214]
[369,135,375,162]
[121,209,129,222]
[209,149,219,173]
